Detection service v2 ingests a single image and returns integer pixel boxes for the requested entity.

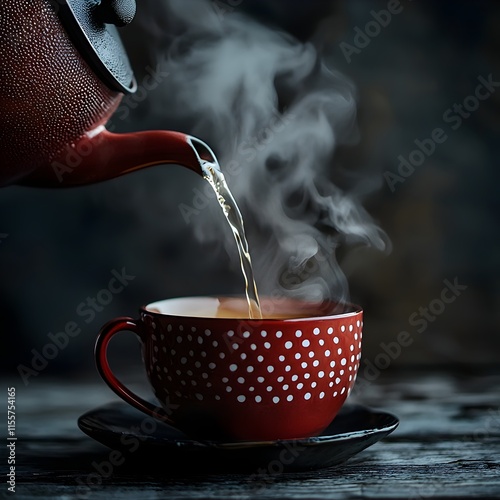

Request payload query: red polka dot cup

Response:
[95,297,363,441]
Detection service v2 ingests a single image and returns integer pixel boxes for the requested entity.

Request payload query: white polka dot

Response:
[181,357,187,364]
[301,361,308,369]
[341,325,346,332]
[354,333,358,340]
[279,355,285,362]
[261,330,268,337]
[237,395,246,402]
[205,329,211,336]
[163,367,168,373]
[257,376,265,383]
[251,344,257,351]
[329,381,334,387]
[285,341,293,349]
[215,395,221,400]
[340,369,344,375]
[190,327,196,333]
[170,349,176,355]
[195,393,203,400]
[212,340,218,347]
[180,326,185,332]
[187,370,193,376]
[329,371,335,377]
[349,325,353,332]
[238,377,245,383]
[187,334,192,341]
[247,366,254,373]
[328,327,333,334]
[202,373,209,379]
[283,384,289,390]
[188,350,194,357]
[167,325,173,333]
[243,331,250,338]
[226,386,232,392]
[308,351,315,358]
[357,320,360,327]
[313,327,320,335]
[276,331,283,338]
[255,395,262,403]
[341,387,346,394]
[229,364,238,372]
[304,392,312,400]
[249,386,254,392]
[273,396,280,404]
[232,343,240,350]
[351,355,355,362]
[227,330,234,337]
[337,348,342,355]
[197,337,203,345]
[334,337,339,344]
[325,349,331,356]
[287,394,293,402]
[266,386,273,392]
[177,336,182,343]
[349,366,352,371]
[292,374,299,381]
[206,382,212,387]
[277,376,284,382]
[349,375,353,381]
[267,365,274,373]
[318,371,325,378]
[257,355,264,362]
[302,339,310,347]
[264,342,271,349]
[285,365,292,372]
[153,346,159,353]
[333,391,338,397]
[295,352,301,360]
[297,383,304,390]
[240,353,247,360]
[341,358,347,366]
[335,377,341,384]
[319,391,325,399]
[295,330,302,338]
[319,339,325,346]
[313,360,320,367]
[304,373,311,379]
[219,352,225,359]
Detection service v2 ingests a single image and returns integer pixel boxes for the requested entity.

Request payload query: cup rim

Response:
[140,296,362,322]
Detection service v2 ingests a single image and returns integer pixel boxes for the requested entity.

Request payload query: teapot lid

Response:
[56,0,137,94]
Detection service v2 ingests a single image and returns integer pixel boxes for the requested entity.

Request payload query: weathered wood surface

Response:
[1,368,499,499]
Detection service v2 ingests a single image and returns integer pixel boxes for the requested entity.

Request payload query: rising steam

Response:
[135,0,388,306]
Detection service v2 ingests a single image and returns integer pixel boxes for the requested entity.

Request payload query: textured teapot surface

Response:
[0,0,121,186]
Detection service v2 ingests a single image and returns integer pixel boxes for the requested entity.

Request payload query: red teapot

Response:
[0,0,212,187]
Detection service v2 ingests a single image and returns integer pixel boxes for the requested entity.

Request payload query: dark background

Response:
[1,0,499,380]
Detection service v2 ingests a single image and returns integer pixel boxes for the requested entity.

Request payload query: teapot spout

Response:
[20,128,216,187]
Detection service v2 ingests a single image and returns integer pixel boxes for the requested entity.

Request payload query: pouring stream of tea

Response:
[200,160,262,319]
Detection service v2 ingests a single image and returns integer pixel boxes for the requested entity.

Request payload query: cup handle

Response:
[94,317,174,425]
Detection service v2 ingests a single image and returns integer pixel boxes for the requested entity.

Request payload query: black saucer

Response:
[78,403,398,472]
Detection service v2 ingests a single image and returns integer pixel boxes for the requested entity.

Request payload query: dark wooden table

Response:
[2,367,500,499]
